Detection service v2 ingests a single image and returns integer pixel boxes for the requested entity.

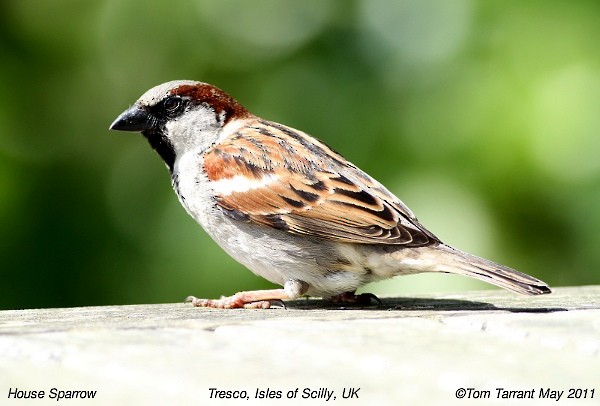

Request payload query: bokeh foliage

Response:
[1,0,599,309]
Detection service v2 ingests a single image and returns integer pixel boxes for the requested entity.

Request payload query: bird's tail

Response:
[405,244,551,295]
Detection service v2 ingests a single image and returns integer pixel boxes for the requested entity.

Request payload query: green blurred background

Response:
[1,0,599,310]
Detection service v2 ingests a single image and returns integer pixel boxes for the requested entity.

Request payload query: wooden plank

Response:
[1,286,599,405]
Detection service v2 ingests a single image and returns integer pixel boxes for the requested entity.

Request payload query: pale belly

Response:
[171,153,383,296]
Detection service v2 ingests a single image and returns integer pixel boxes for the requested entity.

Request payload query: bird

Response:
[109,80,551,308]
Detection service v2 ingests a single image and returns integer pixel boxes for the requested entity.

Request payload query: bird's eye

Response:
[163,97,183,116]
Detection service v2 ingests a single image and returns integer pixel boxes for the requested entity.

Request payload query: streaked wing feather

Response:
[204,118,437,246]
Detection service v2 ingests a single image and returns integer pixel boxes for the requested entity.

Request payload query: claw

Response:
[267,299,287,309]
[328,291,383,306]
[358,292,383,306]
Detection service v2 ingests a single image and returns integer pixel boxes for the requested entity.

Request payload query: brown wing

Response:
[203,119,437,246]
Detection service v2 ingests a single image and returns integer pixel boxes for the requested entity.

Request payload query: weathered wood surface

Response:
[1,286,599,405]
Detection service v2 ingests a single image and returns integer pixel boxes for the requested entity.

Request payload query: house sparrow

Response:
[109,80,551,309]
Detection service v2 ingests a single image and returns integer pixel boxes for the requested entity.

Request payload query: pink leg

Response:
[186,289,290,309]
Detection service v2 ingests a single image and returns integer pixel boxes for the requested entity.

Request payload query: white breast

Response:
[171,149,380,297]
[172,150,304,286]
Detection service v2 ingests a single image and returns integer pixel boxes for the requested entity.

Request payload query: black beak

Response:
[109,105,154,132]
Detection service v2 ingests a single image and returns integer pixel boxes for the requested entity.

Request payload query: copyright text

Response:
[455,387,595,401]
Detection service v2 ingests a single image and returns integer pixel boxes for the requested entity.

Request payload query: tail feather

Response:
[419,245,551,295]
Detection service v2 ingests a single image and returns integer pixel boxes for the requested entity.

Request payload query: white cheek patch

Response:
[165,106,221,154]
[211,174,278,196]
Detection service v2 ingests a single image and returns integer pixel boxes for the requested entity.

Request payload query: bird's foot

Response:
[328,291,383,306]
[185,289,289,309]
